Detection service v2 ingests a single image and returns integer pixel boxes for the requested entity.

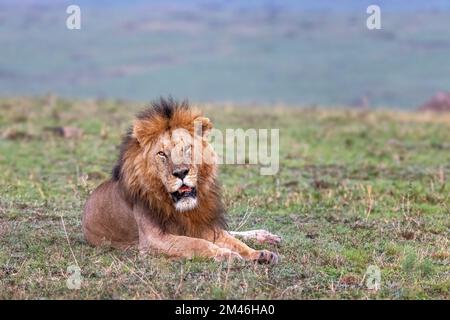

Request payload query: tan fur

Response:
[82,98,280,263]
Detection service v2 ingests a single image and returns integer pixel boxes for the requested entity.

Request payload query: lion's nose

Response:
[172,168,189,180]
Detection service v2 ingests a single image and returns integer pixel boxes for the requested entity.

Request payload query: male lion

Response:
[82,98,280,264]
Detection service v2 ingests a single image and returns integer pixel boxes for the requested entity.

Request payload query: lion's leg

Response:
[133,205,241,262]
[204,230,279,264]
[229,230,282,245]
[143,233,243,262]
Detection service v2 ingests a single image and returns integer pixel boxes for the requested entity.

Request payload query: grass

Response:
[0,96,449,299]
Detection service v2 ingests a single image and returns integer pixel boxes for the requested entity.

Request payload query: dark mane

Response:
[112,126,132,181]
[136,96,189,121]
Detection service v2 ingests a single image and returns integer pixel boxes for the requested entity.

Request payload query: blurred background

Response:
[1,0,450,109]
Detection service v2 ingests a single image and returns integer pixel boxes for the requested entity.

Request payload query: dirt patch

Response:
[44,126,84,139]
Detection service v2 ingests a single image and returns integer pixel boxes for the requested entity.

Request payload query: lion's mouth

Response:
[171,185,197,203]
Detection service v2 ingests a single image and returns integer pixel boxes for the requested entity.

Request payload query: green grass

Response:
[0,96,449,299]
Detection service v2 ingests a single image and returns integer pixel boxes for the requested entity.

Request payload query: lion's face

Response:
[128,102,216,213]
[150,129,201,211]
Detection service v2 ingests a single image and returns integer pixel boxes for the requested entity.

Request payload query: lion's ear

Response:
[194,116,212,138]
[132,119,148,145]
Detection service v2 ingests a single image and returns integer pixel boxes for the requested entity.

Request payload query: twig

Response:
[365,185,373,221]
[114,255,163,299]
[60,214,79,268]
[174,264,184,298]
[236,202,254,231]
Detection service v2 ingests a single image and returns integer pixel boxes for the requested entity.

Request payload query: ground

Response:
[0,97,449,299]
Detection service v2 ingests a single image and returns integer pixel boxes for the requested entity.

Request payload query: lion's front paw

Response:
[253,250,279,265]
[214,248,243,262]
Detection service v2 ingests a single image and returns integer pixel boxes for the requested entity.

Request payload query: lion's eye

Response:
[157,151,167,158]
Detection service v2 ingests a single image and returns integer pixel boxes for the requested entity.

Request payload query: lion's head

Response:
[112,98,225,235]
